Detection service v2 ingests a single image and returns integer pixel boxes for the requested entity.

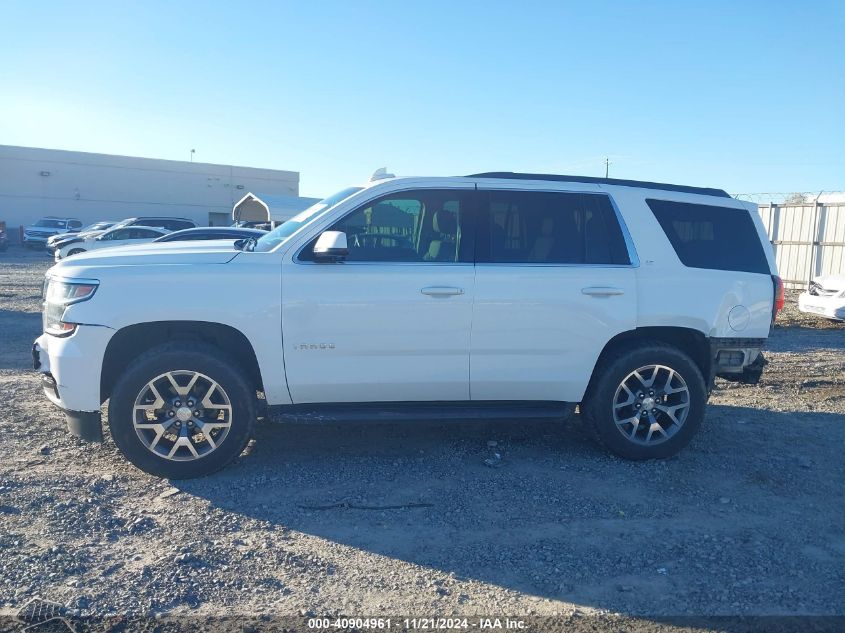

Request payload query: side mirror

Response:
[313,230,348,261]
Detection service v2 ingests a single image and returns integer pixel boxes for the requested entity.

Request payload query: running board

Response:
[266,401,576,425]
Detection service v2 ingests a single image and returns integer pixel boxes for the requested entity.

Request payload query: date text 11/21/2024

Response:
[307,617,528,630]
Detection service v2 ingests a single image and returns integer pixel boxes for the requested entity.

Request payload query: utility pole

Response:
[604,157,611,178]
[190,149,196,163]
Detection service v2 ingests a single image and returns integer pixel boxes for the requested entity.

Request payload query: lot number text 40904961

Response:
[307,617,527,630]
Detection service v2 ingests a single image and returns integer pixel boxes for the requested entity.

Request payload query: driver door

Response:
[281,186,476,404]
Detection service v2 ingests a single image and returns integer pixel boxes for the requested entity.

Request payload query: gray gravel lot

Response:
[0,247,843,627]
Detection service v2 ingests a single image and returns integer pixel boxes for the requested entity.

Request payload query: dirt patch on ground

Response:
[0,248,842,627]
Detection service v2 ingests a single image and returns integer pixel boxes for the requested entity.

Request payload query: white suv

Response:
[33,173,782,478]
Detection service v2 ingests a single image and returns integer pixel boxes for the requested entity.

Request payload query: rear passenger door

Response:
[471,187,637,402]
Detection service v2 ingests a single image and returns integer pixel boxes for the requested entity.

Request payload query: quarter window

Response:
[476,190,630,265]
[646,199,770,274]
[301,190,472,263]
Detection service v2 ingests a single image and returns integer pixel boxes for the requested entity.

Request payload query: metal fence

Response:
[756,200,845,289]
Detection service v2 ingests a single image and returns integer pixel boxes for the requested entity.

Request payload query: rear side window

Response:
[156,219,194,231]
[132,228,162,238]
[476,190,630,265]
[646,199,769,274]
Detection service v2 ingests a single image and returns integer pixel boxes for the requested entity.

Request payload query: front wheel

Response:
[108,343,256,478]
[581,342,707,460]
[67,248,86,256]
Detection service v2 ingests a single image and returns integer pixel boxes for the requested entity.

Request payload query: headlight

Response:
[42,278,99,337]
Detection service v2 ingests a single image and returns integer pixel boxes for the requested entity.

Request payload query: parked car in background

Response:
[118,217,198,232]
[798,275,845,321]
[23,217,83,248]
[54,225,169,260]
[33,172,782,478]
[47,221,115,252]
[153,226,267,243]
[51,217,197,255]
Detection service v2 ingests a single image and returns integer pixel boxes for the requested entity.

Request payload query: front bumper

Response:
[798,291,845,321]
[33,325,114,442]
[23,234,51,244]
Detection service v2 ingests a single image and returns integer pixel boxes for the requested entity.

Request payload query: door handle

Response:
[581,286,625,297]
[421,286,464,297]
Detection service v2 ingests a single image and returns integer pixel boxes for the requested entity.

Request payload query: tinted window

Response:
[132,228,162,238]
[476,190,630,265]
[158,219,194,231]
[646,199,769,274]
[68,220,82,229]
[301,189,472,263]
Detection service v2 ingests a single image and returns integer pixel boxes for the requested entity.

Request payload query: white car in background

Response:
[54,225,169,260]
[47,221,116,253]
[798,275,845,321]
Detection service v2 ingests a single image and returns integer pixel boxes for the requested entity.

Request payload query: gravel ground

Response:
[0,247,843,629]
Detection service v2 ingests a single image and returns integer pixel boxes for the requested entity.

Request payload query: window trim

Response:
[294,187,477,266]
[474,188,639,268]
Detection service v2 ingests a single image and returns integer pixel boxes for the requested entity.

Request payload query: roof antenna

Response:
[370,167,395,182]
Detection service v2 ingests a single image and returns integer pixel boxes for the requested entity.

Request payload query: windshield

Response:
[80,222,111,232]
[253,186,363,252]
[34,219,66,229]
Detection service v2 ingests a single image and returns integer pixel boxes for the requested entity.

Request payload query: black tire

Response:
[581,341,707,460]
[67,248,85,256]
[108,342,256,478]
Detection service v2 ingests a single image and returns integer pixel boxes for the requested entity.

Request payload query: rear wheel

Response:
[581,342,706,460]
[108,343,256,478]
[67,248,85,256]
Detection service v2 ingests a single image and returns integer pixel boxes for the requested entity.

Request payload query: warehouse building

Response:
[0,144,317,242]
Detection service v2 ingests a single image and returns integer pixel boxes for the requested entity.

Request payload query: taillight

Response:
[772,275,785,321]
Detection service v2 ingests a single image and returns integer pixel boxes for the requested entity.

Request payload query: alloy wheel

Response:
[132,370,232,461]
[612,364,690,445]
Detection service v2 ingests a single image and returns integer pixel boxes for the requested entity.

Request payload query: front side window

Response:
[476,190,630,265]
[101,228,130,241]
[646,199,770,274]
[300,189,472,263]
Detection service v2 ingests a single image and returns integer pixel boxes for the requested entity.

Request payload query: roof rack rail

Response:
[466,172,731,198]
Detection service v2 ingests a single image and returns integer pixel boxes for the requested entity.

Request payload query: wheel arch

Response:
[100,321,263,403]
[587,326,711,398]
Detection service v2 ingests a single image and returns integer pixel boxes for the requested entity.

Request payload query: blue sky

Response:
[1,1,842,197]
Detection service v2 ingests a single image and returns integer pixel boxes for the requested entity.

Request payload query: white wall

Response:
[0,145,302,239]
